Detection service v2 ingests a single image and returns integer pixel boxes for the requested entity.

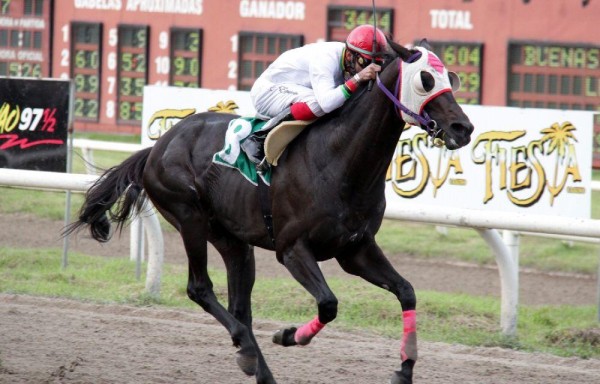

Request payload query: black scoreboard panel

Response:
[170,28,202,88]
[0,0,50,78]
[71,22,102,121]
[117,25,148,124]
[428,41,483,105]
[327,6,393,42]
[237,32,303,91]
[508,42,600,166]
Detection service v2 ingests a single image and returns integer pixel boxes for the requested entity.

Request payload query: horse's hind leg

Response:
[211,236,276,384]
[176,214,266,381]
[336,240,417,384]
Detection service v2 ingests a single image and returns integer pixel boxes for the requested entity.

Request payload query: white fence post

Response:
[143,203,164,297]
[130,213,145,264]
[477,229,519,336]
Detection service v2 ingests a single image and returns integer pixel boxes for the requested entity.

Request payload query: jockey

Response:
[242,24,389,166]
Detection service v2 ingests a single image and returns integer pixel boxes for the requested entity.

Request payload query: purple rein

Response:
[375,56,441,141]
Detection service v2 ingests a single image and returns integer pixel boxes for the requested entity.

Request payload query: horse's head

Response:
[381,39,474,150]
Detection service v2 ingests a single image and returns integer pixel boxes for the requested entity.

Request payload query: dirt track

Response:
[2,294,600,384]
[1,213,600,383]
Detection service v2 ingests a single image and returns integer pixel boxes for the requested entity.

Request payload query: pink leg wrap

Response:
[401,310,418,361]
[294,316,325,345]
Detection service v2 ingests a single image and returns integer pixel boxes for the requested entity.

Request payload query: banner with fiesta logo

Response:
[386,106,593,219]
[142,86,593,219]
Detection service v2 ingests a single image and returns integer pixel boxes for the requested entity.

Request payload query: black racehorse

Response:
[67,39,473,384]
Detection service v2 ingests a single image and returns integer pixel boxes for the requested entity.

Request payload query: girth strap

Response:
[257,171,275,246]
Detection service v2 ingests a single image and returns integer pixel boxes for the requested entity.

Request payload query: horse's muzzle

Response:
[444,121,474,150]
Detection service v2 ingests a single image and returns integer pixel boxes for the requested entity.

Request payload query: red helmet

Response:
[346,25,387,61]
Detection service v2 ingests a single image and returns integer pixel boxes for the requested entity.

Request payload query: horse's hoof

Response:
[235,348,257,376]
[390,360,415,384]
[390,371,408,384]
[272,327,298,347]
[257,377,278,384]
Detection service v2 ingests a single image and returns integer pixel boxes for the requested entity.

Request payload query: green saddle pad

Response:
[213,117,272,185]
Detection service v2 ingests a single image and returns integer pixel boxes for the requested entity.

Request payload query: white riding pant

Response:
[250,77,326,119]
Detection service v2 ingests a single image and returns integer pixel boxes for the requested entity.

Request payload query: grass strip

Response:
[1,247,598,359]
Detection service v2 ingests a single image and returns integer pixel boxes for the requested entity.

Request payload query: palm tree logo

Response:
[208,100,239,114]
[540,122,578,205]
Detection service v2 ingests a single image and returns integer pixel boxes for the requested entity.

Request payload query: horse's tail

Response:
[64,147,152,243]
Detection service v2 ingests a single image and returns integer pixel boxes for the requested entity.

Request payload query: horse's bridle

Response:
[375,56,446,147]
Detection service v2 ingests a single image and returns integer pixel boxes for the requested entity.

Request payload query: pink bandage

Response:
[294,316,325,345]
[403,310,416,333]
[401,310,418,362]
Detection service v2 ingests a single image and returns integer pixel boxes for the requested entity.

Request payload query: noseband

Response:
[375,52,449,147]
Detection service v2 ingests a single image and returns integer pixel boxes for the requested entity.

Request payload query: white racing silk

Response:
[251,42,347,118]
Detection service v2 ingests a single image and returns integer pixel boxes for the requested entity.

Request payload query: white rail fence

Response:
[1,139,599,336]
[0,167,164,297]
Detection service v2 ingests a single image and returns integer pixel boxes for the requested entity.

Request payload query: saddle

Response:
[264,119,314,166]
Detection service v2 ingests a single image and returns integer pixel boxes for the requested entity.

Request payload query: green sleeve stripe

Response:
[341,84,351,99]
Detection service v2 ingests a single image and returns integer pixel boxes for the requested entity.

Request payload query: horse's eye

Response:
[413,71,435,95]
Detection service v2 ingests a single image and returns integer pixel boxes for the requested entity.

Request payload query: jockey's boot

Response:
[242,130,269,165]
[241,107,293,165]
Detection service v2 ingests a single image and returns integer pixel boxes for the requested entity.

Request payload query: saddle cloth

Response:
[212,117,312,185]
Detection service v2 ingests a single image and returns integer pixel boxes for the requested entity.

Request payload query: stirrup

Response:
[256,158,270,174]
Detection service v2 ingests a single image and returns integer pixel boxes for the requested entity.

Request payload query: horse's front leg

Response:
[272,239,337,347]
[336,239,417,384]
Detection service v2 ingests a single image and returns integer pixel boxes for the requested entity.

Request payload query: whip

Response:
[367,0,377,91]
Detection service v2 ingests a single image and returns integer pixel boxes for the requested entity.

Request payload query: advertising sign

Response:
[386,106,593,219]
[142,87,593,219]
[141,86,256,147]
[0,78,71,172]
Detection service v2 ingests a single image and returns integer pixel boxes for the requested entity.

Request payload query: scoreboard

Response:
[71,22,101,121]
[508,42,599,109]
[117,26,148,124]
[0,0,51,78]
[170,28,202,88]
[52,4,208,134]
[428,41,483,105]
[327,6,394,42]
[507,42,600,166]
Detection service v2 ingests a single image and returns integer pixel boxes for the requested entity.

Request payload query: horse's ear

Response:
[417,38,433,51]
[388,39,413,61]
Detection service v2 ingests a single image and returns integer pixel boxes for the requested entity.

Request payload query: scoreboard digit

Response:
[508,42,600,166]
[170,28,202,88]
[327,6,393,42]
[428,41,483,105]
[117,25,148,124]
[71,22,102,121]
